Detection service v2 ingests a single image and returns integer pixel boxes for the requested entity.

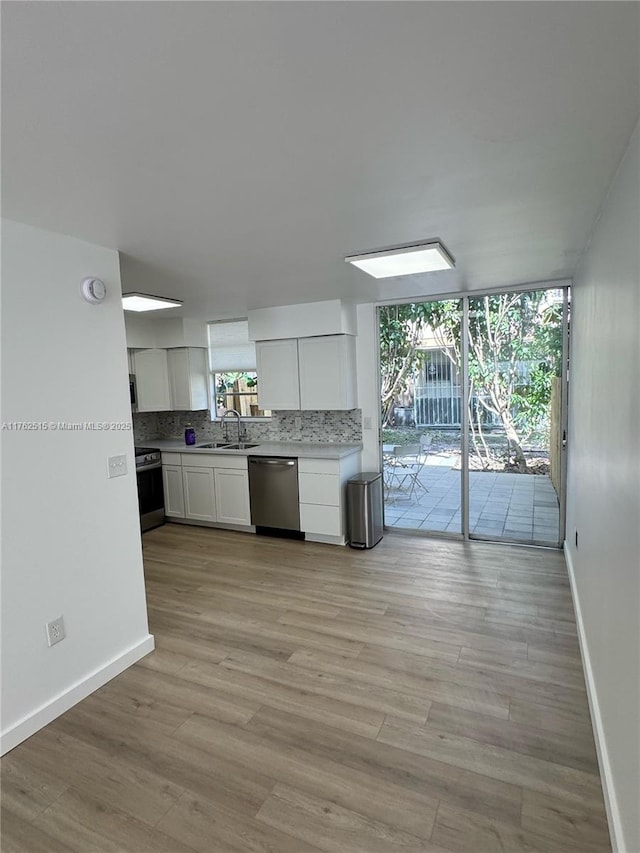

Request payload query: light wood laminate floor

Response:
[1,526,610,852]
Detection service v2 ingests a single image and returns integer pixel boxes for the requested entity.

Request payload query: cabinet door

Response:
[182,466,216,522]
[168,348,209,411]
[214,468,251,525]
[133,349,171,412]
[256,339,300,410]
[298,335,356,410]
[163,465,185,518]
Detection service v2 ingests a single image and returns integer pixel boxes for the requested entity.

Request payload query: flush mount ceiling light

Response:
[345,240,455,279]
[122,293,183,312]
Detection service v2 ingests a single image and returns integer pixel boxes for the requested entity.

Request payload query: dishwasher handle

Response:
[249,457,296,466]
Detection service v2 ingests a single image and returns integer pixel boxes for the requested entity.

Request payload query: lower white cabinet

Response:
[214,468,251,525]
[162,453,251,528]
[183,466,216,522]
[161,450,361,544]
[163,465,185,518]
[298,454,361,544]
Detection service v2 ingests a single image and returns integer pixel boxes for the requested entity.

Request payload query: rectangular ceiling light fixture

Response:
[345,240,454,279]
[122,293,183,312]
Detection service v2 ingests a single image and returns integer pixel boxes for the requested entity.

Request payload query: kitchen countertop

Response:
[149,439,362,460]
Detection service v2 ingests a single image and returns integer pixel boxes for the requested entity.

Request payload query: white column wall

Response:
[1,220,153,754]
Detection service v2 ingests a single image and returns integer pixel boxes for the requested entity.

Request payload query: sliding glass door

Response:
[466,289,565,545]
[379,287,567,546]
[380,300,463,536]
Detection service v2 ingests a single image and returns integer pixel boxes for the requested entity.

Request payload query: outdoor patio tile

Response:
[390,518,424,529]
[383,511,404,520]
[476,519,504,531]
[427,509,456,519]
[399,510,429,521]
[420,520,450,531]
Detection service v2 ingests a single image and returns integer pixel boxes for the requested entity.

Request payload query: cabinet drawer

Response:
[181,452,248,470]
[299,472,340,506]
[300,503,341,537]
[161,452,182,465]
[181,453,215,468]
[211,454,248,471]
[298,458,340,476]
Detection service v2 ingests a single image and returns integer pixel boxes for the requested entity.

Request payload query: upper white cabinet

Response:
[298,335,356,410]
[133,347,208,412]
[256,335,356,411]
[134,349,171,412]
[168,348,208,411]
[256,338,301,410]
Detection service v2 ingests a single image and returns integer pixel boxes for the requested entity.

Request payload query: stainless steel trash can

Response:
[347,472,383,549]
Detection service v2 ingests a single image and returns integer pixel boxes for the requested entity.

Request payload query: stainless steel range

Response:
[135,446,165,532]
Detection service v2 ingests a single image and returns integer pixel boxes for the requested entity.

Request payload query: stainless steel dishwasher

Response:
[248,456,301,535]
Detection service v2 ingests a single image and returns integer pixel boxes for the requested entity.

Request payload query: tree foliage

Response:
[379,304,431,426]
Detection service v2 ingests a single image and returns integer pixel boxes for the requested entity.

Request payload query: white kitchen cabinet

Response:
[133,347,208,412]
[298,334,356,410]
[163,465,185,518]
[255,335,356,412]
[298,453,361,544]
[182,466,216,522]
[164,453,251,529]
[133,349,171,412]
[214,468,251,525]
[168,348,209,411]
[256,339,300,410]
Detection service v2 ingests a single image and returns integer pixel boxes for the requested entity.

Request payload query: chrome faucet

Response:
[221,409,244,444]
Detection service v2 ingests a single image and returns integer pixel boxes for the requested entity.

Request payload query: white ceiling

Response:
[2,2,639,318]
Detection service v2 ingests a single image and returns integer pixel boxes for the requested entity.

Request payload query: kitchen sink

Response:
[196,442,231,448]
[222,443,260,450]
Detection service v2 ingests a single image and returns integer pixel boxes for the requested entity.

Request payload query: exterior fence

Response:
[549,376,562,497]
[413,387,499,429]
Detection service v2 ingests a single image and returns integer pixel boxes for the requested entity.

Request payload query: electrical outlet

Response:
[107,454,127,478]
[363,416,372,430]
[294,416,302,430]
[46,616,66,647]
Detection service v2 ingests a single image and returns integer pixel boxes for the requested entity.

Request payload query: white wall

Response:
[355,303,381,471]
[565,123,639,853]
[1,220,153,754]
[124,314,208,349]
[248,299,357,341]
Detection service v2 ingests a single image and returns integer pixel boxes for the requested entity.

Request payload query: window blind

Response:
[208,320,256,372]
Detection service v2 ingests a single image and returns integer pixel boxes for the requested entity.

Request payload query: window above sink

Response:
[208,320,271,421]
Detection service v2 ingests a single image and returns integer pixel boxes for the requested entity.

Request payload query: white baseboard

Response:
[564,543,623,853]
[0,634,155,756]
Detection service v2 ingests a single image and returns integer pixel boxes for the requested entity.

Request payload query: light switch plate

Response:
[107,454,127,478]
[363,416,373,430]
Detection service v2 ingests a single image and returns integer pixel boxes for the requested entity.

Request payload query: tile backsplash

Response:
[133,409,362,445]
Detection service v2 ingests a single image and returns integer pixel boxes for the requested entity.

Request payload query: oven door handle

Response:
[136,461,162,472]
